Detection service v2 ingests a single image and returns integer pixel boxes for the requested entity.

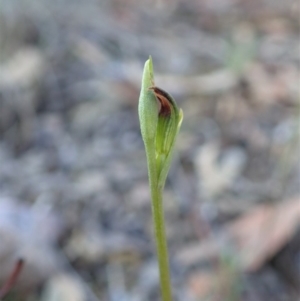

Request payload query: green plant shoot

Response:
[138,56,183,301]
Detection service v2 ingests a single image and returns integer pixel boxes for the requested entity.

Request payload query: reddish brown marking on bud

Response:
[149,86,172,117]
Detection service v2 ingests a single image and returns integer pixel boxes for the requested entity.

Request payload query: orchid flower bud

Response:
[138,57,183,189]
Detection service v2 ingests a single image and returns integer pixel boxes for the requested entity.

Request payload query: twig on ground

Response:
[0,258,24,299]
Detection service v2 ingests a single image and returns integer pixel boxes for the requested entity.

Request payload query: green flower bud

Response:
[138,57,183,189]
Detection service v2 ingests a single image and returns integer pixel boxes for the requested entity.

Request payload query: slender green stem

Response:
[146,146,173,301]
[151,184,172,301]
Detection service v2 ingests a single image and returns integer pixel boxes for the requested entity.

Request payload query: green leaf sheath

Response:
[138,57,158,187]
[138,57,157,148]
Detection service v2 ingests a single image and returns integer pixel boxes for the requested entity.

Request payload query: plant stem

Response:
[147,147,173,301]
[151,185,173,301]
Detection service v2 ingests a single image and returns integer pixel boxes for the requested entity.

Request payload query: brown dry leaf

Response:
[187,262,241,301]
[175,240,219,268]
[244,63,300,107]
[176,197,300,274]
[228,197,300,271]
[188,271,215,300]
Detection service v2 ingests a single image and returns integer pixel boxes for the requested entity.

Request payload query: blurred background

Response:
[0,0,299,300]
